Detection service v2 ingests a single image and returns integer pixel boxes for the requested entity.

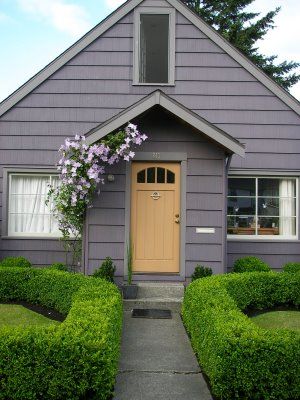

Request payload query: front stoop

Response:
[123,282,184,313]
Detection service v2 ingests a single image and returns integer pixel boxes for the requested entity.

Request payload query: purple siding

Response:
[85,109,227,277]
[0,0,300,273]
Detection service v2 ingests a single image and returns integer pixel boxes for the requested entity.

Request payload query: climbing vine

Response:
[47,123,147,269]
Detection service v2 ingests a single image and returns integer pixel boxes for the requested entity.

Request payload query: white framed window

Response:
[133,7,175,85]
[227,176,298,239]
[8,173,61,237]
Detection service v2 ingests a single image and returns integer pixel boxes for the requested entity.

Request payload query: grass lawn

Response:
[0,304,60,328]
[251,310,300,332]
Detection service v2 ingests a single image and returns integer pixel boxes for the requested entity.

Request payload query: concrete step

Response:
[136,282,184,300]
[123,297,183,313]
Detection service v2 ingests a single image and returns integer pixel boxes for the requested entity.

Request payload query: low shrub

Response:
[0,267,122,399]
[48,262,69,272]
[93,257,116,283]
[232,256,271,273]
[182,272,300,400]
[0,256,31,268]
[191,265,212,281]
[283,262,300,274]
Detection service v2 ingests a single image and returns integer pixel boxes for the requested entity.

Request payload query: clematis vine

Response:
[47,123,147,266]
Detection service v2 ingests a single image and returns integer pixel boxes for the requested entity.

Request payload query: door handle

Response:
[175,214,180,224]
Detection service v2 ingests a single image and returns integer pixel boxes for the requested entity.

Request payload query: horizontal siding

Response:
[34,80,272,96]
[1,6,300,276]
[18,93,288,110]
[85,110,227,275]
[227,242,300,271]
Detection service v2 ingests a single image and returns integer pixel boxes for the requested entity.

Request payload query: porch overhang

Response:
[85,90,245,157]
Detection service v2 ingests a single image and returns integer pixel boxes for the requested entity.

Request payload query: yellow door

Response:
[131,162,180,273]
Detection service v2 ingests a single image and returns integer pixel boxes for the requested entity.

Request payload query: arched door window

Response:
[137,167,175,183]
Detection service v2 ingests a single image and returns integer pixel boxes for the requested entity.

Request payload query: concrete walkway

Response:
[113,310,213,400]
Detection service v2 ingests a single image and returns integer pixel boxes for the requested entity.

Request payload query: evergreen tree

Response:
[183,0,300,90]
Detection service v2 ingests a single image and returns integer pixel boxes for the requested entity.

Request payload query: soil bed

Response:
[0,301,65,322]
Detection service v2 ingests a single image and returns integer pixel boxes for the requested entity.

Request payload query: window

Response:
[137,167,175,184]
[227,177,297,238]
[134,8,175,85]
[8,174,60,237]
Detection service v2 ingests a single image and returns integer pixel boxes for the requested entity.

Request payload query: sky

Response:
[0,0,300,102]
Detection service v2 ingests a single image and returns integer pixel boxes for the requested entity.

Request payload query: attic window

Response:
[134,8,175,85]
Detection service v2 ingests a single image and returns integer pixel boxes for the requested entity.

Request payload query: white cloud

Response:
[105,0,125,11]
[17,0,91,37]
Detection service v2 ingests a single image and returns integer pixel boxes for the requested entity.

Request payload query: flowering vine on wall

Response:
[47,123,147,268]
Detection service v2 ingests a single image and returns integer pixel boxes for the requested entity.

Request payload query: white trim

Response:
[1,0,300,117]
[7,172,62,239]
[133,7,175,85]
[86,90,245,156]
[227,175,299,241]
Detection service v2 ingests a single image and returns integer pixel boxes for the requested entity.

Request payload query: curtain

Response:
[9,175,59,235]
[279,179,295,236]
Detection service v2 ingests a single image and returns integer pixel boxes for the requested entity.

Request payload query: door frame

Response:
[124,152,187,280]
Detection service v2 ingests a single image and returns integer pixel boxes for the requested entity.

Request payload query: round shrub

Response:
[0,256,32,268]
[0,267,122,399]
[283,262,300,274]
[233,256,270,273]
[191,265,212,281]
[93,257,116,282]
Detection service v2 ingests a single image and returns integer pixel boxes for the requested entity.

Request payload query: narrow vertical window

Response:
[134,9,175,85]
[139,14,169,83]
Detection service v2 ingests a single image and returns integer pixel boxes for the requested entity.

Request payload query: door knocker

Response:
[151,191,161,200]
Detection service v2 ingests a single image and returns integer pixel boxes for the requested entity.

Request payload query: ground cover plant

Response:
[182,272,300,400]
[0,304,59,328]
[0,267,122,400]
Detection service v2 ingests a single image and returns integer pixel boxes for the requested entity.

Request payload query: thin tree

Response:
[183,0,300,90]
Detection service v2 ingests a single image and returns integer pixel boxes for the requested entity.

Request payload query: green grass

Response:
[0,304,60,328]
[251,310,300,332]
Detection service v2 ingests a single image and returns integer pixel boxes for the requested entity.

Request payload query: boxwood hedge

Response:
[182,272,300,400]
[0,267,122,400]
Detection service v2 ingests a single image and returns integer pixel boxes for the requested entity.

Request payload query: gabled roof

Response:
[85,90,245,156]
[0,0,299,117]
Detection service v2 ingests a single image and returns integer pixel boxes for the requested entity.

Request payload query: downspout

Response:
[224,154,233,273]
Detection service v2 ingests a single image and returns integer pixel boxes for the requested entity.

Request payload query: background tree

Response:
[183,0,300,90]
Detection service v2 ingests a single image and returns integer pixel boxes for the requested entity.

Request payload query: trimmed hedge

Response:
[0,267,122,399]
[232,256,271,272]
[182,272,300,400]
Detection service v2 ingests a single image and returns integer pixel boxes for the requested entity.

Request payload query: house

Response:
[1,0,300,282]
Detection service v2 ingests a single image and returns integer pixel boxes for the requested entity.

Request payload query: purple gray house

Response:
[1,0,300,282]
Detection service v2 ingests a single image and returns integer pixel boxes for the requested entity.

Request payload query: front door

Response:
[131,162,180,273]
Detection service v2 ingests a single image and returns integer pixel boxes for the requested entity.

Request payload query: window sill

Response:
[132,82,175,86]
[227,235,298,242]
[1,236,77,240]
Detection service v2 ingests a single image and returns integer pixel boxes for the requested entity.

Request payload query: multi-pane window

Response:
[227,177,297,237]
[137,167,175,183]
[8,174,60,237]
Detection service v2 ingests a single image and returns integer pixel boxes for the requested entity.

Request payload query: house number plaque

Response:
[152,152,160,159]
[151,191,161,200]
